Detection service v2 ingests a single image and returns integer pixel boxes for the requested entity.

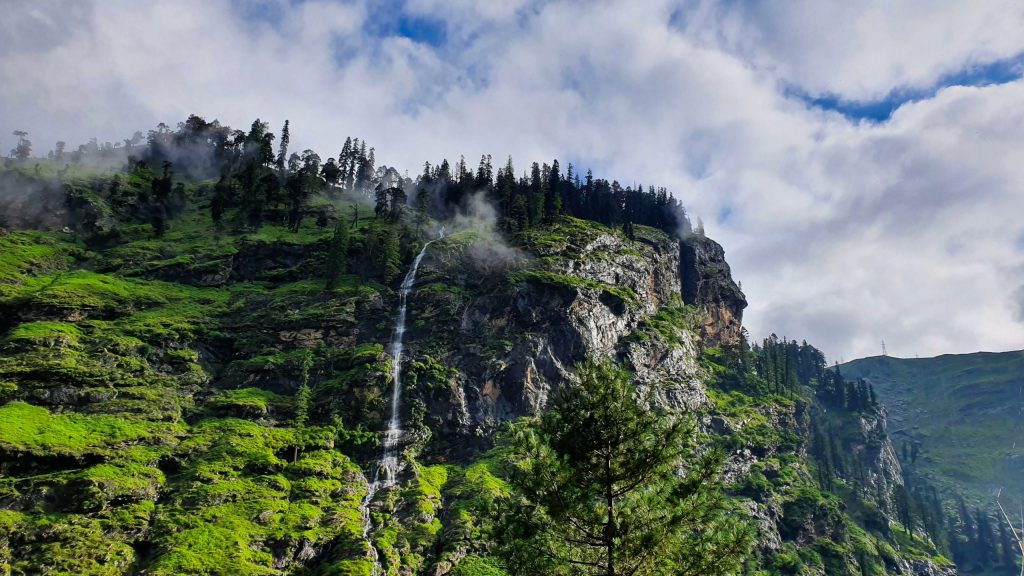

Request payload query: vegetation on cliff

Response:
[842,352,1024,575]
[0,116,993,575]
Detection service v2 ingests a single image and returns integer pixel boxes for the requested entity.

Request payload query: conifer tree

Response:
[415,188,429,232]
[276,119,289,182]
[379,225,400,282]
[509,195,529,232]
[497,359,753,576]
[292,349,314,462]
[211,172,232,229]
[545,159,562,222]
[321,157,341,187]
[374,184,390,218]
[324,219,349,290]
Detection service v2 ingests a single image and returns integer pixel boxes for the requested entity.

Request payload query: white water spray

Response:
[360,229,444,574]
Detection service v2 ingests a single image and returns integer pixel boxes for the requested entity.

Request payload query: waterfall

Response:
[359,229,444,574]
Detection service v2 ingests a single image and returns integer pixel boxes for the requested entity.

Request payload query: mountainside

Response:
[841,352,1024,505]
[840,352,1024,574]
[0,125,961,575]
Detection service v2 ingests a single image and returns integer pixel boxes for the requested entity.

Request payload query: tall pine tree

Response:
[497,359,753,576]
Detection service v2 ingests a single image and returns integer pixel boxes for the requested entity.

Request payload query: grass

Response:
[146,419,368,575]
[624,300,701,347]
[5,321,84,348]
[3,270,162,312]
[705,387,802,454]
[517,216,613,257]
[205,387,284,417]
[841,352,1024,509]
[510,269,639,308]
[0,231,78,297]
[0,401,182,458]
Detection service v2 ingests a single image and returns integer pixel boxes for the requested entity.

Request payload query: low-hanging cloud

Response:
[448,192,529,275]
[2,0,1023,361]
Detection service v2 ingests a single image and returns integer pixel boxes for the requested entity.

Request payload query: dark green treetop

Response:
[496,359,753,576]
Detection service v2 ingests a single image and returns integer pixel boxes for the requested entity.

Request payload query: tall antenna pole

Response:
[881,340,887,357]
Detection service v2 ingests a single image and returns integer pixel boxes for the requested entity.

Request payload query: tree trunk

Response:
[605,451,615,576]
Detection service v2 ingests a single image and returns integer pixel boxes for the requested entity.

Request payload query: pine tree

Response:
[292,350,314,462]
[545,159,562,221]
[211,173,232,229]
[286,150,321,231]
[497,359,753,576]
[342,137,356,190]
[355,140,371,192]
[509,195,529,232]
[379,225,400,282]
[374,184,389,218]
[276,119,290,182]
[324,220,349,290]
[149,161,174,237]
[321,157,341,187]
[415,188,429,232]
[388,186,407,220]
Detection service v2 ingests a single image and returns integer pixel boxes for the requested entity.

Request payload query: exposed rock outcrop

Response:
[680,234,747,347]
[408,225,705,445]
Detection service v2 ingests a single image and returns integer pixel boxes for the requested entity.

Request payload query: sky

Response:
[2,0,1023,362]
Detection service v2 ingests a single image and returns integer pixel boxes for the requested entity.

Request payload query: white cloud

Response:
[1,0,1022,361]
[679,0,1024,101]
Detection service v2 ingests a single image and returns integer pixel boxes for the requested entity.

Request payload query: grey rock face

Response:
[680,234,747,347]
[409,227,703,442]
[852,407,906,516]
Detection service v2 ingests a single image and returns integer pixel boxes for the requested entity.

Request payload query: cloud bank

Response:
[2,0,1023,361]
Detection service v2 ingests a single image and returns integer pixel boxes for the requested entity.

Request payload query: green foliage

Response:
[509,269,638,308]
[496,359,754,575]
[0,401,182,458]
[5,321,83,349]
[453,556,508,576]
[2,270,165,313]
[325,219,350,290]
[146,419,367,575]
[0,231,76,298]
[625,301,701,347]
[206,387,284,417]
[706,388,803,454]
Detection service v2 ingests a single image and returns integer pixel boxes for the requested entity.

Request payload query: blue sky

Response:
[796,53,1024,122]
[2,0,1024,360]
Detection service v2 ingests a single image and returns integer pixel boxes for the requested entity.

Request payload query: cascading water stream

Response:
[360,229,444,575]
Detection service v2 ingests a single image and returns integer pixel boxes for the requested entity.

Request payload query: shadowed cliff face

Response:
[680,235,747,348]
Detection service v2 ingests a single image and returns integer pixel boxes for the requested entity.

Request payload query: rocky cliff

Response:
[680,234,747,347]
[405,219,706,448]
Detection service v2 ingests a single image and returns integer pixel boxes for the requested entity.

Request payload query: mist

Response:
[446,192,529,275]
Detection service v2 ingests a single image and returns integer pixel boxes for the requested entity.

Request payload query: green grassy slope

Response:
[840,351,1024,509]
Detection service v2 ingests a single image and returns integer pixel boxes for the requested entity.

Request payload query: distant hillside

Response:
[840,351,1024,509]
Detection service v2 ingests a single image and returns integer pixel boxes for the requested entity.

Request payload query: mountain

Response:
[840,350,1024,563]
[840,352,1024,507]
[0,121,965,575]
